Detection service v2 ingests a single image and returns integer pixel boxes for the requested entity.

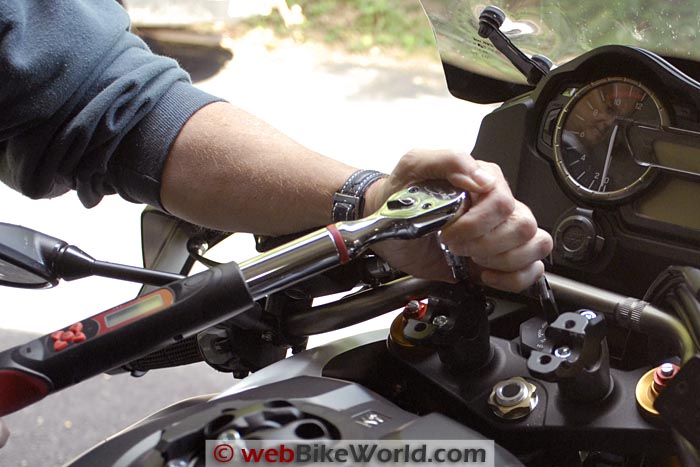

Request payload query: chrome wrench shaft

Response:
[240,180,467,299]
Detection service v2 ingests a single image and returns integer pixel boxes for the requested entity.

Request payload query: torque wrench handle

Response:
[0,261,253,416]
[0,181,466,416]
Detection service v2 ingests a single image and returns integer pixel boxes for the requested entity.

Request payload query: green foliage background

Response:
[244,0,436,54]
[242,0,700,73]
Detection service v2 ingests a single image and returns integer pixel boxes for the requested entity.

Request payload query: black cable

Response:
[677,284,700,330]
[674,431,700,467]
[638,269,699,467]
[186,237,224,268]
[667,296,700,350]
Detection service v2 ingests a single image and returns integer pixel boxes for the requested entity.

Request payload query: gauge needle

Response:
[599,124,618,191]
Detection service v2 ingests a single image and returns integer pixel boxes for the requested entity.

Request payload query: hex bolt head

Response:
[487,377,538,420]
[494,381,527,407]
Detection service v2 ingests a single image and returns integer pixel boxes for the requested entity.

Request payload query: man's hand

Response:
[161,105,550,292]
[364,149,553,293]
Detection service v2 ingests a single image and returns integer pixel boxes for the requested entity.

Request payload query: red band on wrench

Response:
[326,224,350,264]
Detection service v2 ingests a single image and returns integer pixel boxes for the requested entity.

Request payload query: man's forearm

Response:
[161,102,360,235]
[161,102,552,292]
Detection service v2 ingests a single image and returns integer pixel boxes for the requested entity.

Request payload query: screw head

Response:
[165,460,188,467]
[554,346,572,359]
[403,300,422,319]
[432,315,449,327]
[261,331,274,342]
[660,363,675,377]
[579,310,597,320]
[197,241,209,256]
[218,429,241,441]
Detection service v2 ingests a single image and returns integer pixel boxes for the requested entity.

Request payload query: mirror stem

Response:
[56,245,184,286]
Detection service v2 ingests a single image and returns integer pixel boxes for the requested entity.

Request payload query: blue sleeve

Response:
[0,0,221,208]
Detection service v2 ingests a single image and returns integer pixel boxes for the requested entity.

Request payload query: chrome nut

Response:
[487,377,538,420]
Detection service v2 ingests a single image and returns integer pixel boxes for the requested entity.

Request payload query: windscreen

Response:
[421,0,700,85]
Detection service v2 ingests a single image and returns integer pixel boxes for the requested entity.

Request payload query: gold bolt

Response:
[487,377,538,420]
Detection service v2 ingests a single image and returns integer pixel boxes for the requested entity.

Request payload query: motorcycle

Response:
[2,1,700,465]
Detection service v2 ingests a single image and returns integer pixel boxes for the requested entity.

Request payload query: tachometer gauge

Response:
[553,78,669,201]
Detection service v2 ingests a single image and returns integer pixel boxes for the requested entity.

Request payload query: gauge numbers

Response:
[553,78,669,202]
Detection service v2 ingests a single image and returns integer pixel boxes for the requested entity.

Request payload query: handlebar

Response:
[545,273,696,363]
[2,178,694,418]
[0,181,466,416]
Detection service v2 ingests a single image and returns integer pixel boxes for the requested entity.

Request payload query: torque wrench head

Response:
[373,180,468,240]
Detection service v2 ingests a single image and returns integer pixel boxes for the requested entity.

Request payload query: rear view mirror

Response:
[0,222,183,290]
[0,223,65,288]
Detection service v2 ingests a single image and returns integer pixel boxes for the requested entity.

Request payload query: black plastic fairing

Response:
[323,338,672,456]
[442,62,533,104]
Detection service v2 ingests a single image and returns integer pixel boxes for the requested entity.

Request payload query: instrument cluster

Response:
[472,46,700,296]
[552,77,668,202]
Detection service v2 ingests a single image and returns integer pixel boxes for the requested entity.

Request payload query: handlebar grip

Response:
[0,261,253,416]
